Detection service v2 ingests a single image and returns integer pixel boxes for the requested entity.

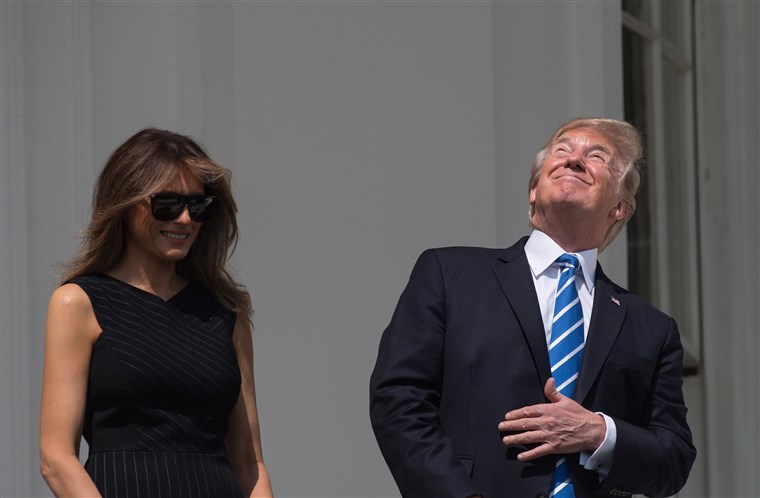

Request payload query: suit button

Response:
[536,494,547,498]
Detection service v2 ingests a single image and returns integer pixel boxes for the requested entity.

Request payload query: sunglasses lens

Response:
[150,194,216,222]
[151,196,184,221]
[187,197,215,222]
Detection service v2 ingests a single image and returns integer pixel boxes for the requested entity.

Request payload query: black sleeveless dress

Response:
[69,274,244,498]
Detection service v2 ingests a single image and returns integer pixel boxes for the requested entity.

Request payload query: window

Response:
[623,0,700,373]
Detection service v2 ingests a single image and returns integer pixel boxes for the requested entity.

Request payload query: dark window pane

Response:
[623,27,654,303]
[623,0,652,23]
[662,58,697,338]
[661,0,687,51]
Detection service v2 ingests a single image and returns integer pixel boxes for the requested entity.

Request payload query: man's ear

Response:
[529,187,536,206]
[609,200,628,221]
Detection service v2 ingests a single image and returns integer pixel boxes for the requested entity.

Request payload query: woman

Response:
[40,128,273,497]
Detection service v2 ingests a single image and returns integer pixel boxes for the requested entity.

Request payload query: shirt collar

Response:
[524,230,597,290]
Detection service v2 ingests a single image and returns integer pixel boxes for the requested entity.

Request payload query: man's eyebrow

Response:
[553,136,613,155]
[589,144,613,155]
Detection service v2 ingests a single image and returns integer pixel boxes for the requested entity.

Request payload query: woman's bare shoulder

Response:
[46,283,100,342]
[48,283,92,311]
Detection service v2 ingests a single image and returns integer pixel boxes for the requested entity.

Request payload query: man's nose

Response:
[564,151,585,171]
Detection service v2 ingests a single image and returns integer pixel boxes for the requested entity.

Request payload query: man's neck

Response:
[531,215,603,253]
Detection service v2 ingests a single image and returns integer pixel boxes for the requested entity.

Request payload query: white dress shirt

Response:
[524,230,616,478]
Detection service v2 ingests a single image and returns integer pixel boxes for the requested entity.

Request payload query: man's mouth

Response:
[554,173,591,185]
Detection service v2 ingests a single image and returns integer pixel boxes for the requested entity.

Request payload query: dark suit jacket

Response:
[370,238,695,498]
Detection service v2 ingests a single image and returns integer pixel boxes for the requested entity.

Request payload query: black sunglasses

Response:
[150,193,217,222]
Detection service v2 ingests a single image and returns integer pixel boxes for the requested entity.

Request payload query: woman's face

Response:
[123,169,206,265]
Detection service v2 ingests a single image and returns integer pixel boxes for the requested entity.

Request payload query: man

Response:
[369,118,695,498]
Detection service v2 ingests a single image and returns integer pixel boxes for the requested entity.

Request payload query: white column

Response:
[20,1,96,495]
[0,2,33,495]
[696,1,760,496]
[199,2,236,169]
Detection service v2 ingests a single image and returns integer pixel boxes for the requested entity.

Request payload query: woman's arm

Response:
[226,315,273,497]
[39,283,102,497]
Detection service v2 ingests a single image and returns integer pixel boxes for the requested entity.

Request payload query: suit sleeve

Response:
[369,250,480,498]
[595,317,696,497]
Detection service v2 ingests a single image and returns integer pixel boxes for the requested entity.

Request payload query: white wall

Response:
[492,0,629,284]
[1,3,32,496]
[231,3,498,495]
[6,1,755,497]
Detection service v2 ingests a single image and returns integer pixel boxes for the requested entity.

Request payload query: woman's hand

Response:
[226,315,274,497]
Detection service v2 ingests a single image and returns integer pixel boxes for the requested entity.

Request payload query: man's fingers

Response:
[516,443,553,462]
[503,405,541,422]
[498,413,542,431]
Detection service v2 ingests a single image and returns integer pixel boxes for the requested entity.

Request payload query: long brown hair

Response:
[61,128,251,322]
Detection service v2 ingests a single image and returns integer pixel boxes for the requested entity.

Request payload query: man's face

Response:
[529,127,626,228]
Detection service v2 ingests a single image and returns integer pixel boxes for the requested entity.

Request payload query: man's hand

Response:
[497,378,606,461]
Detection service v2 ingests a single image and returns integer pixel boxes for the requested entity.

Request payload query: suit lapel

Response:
[575,266,627,404]
[493,239,552,387]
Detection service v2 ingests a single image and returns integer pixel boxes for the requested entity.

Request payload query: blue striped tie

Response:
[548,254,584,498]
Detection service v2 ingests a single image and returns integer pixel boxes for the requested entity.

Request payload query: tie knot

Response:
[556,253,580,272]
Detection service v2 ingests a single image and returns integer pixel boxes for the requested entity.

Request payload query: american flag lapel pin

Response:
[610,296,621,306]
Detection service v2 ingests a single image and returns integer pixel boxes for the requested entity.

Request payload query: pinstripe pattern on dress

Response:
[70,274,244,498]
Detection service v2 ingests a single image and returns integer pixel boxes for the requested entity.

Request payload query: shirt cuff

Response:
[579,413,616,478]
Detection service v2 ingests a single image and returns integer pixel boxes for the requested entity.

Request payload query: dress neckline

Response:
[96,272,195,303]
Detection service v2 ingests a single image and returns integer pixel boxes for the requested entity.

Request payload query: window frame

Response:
[622,1,701,373]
